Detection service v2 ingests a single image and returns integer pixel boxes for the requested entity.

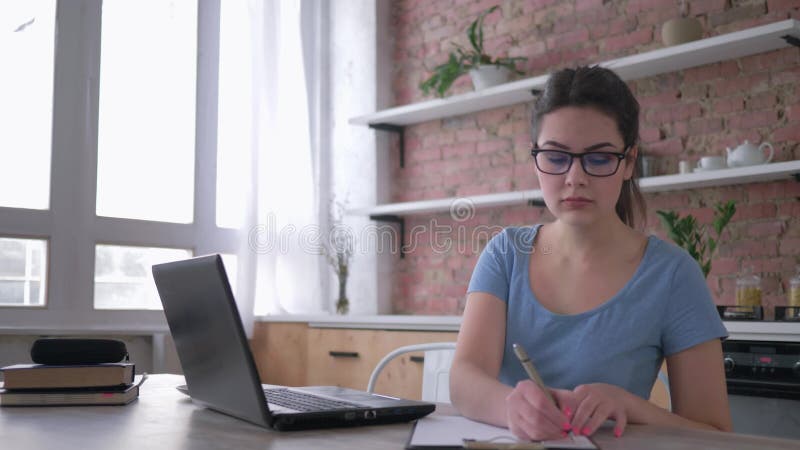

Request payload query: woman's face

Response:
[534,106,636,226]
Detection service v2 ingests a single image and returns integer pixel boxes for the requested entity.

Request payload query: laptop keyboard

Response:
[264,388,360,412]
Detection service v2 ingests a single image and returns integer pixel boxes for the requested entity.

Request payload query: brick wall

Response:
[388,0,800,315]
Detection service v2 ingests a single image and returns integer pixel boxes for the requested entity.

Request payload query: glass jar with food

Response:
[735,268,762,308]
[789,266,800,314]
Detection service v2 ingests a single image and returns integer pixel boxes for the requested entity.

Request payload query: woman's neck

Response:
[543,218,636,263]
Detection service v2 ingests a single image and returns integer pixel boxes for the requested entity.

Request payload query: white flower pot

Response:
[661,17,703,46]
[469,65,511,91]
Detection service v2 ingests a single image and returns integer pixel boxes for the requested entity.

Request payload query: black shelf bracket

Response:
[782,34,800,47]
[369,123,405,168]
[369,214,406,258]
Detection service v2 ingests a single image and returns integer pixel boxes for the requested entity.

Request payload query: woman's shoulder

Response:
[644,233,701,272]
[486,224,541,255]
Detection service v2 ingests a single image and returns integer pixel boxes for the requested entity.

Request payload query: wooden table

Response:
[0,374,797,450]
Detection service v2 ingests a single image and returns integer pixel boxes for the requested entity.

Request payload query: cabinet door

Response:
[250,322,308,386]
[306,328,458,400]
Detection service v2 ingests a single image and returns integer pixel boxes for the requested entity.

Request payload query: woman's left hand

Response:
[569,383,628,438]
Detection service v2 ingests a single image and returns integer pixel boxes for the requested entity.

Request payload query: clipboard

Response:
[405,416,599,450]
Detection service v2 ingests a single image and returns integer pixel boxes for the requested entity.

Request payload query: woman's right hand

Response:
[505,379,576,441]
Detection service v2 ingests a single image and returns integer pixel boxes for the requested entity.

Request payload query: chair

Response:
[367,342,457,403]
[368,343,671,410]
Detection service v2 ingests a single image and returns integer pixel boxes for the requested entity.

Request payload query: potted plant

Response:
[419,5,527,97]
[656,200,736,278]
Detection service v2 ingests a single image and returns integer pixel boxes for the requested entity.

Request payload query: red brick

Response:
[441,142,477,159]
[640,126,662,143]
[690,0,729,16]
[748,257,796,274]
[709,257,740,277]
[747,182,786,202]
[734,202,778,220]
[728,110,779,130]
[748,220,787,238]
[779,238,800,256]
[683,61,740,83]
[627,0,674,14]
[688,118,724,135]
[477,139,511,155]
[646,137,683,156]
[639,90,681,109]
[603,28,653,53]
[711,96,745,115]
[724,240,779,258]
[768,0,800,13]
[773,124,800,142]
[546,28,590,50]
[787,104,800,123]
[778,202,800,218]
[771,67,800,87]
[713,74,770,97]
[746,92,778,110]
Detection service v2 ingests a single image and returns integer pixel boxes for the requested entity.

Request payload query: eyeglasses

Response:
[530,145,629,177]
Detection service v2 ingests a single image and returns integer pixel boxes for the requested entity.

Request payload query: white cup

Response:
[698,156,726,170]
[678,160,691,174]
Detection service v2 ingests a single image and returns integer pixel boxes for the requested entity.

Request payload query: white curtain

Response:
[246,0,327,317]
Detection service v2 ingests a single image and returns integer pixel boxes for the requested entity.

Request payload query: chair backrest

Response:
[367,342,457,403]
[369,343,670,409]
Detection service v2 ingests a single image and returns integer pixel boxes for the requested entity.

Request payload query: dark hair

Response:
[530,65,646,229]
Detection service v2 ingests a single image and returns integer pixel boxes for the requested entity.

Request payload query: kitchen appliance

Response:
[723,339,800,439]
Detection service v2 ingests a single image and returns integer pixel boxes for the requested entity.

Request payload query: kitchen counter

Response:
[256,314,800,341]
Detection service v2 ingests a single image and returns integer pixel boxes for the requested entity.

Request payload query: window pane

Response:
[0,237,47,306]
[96,0,197,223]
[216,0,252,229]
[94,245,192,310]
[0,1,55,210]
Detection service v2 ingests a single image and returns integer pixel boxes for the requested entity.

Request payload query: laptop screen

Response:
[152,254,272,427]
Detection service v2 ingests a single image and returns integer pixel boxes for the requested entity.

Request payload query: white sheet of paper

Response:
[408,415,597,449]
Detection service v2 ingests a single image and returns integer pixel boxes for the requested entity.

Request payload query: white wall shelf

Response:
[350,19,800,127]
[349,161,800,217]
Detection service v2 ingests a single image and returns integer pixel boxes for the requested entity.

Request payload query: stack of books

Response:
[0,362,144,406]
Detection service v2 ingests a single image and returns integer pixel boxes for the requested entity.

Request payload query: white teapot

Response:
[726,140,774,167]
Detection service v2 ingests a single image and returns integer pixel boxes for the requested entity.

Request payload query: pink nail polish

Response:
[562,422,571,431]
[582,427,591,436]
[614,427,622,438]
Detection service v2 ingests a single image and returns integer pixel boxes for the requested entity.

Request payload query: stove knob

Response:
[724,357,735,373]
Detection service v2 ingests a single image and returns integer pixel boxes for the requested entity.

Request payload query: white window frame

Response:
[0,0,238,332]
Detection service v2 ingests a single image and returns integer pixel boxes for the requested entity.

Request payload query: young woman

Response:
[449,66,731,441]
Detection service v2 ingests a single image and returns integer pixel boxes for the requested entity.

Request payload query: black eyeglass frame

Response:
[530,145,631,177]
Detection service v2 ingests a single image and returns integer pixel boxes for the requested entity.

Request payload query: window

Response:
[0,238,47,306]
[0,1,55,210]
[95,0,197,223]
[94,245,193,310]
[0,0,244,329]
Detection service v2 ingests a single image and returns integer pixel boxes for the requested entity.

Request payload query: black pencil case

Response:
[30,338,129,365]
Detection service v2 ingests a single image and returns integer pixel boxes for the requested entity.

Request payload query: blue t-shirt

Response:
[467,224,727,399]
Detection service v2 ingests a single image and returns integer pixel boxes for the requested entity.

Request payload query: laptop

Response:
[151,254,435,431]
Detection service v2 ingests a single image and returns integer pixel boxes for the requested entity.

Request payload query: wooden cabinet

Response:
[251,321,670,407]
[250,321,458,400]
